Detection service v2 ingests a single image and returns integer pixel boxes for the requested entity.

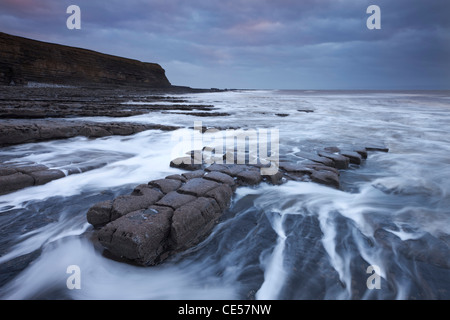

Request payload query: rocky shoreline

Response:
[87,145,388,266]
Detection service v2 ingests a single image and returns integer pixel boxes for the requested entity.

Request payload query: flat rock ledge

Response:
[87,145,388,266]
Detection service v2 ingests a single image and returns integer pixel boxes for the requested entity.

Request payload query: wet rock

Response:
[205,163,232,176]
[170,197,221,250]
[297,109,314,113]
[353,147,368,159]
[29,169,65,185]
[205,184,233,211]
[148,179,182,194]
[310,170,340,188]
[279,163,314,175]
[339,151,362,165]
[235,167,262,186]
[178,178,222,197]
[324,146,340,153]
[111,188,163,221]
[203,171,236,188]
[181,170,205,180]
[0,172,34,195]
[318,151,350,169]
[98,206,174,266]
[365,145,389,152]
[169,156,202,171]
[86,200,113,228]
[15,164,49,174]
[155,191,197,209]
[303,163,339,176]
[275,113,289,117]
[165,174,187,183]
[294,151,335,167]
[262,169,285,185]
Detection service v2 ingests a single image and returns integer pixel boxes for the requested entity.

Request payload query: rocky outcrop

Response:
[87,145,388,266]
[0,119,179,147]
[0,32,171,87]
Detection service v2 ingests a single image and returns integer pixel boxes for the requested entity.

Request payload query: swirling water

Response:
[0,90,449,299]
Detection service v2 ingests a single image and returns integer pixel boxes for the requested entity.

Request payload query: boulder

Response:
[178,178,222,197]
[294,151,335,167]
[205,184,233,211]
[29,169,65,185]
[310,170,340,188]
[148,178,182,194]
[98,206,174,265]
[0,172,34,195]
[339,151,362,165]
[170,197,221,250]
[318,151,350,169]
[203,171,236,188]
[86,200,113,228]
[110,187,163,221]
[155,191,197,209]
[169,156,203,171]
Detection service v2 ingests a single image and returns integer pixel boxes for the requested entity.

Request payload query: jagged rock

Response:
[29,169,65,185]
[86,200,113,228]
[155,191,197,209]
[339,151,362,165]
[279,163,314,175]
[318,151,350,169]
[170,197,221,250]
[178,178,221,197]
[148,179,182,194]
[98,206,174,265]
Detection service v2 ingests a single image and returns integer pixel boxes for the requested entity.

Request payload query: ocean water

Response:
[0,90,449,299]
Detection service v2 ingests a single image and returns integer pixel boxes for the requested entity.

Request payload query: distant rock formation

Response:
[0,32,171,88]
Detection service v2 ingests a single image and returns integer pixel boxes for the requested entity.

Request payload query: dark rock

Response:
[294,151,335,167]
[0,166,17,176]
[98,206,174,265]
[0,172,34,195]
[203,171,236,187]
[303,163,339,176]
[170,197,221,250]
[111,188,163,221]
[155,191,197,209]
[318,151,350,169]
[324,146,341,153]
[181,170,205,180]
[29,169,65,185]
[86,200,113,228]
[339,151,362,165]
[353,147,368,159]
[310,170,340,188]
[165,174,187,183]
[262,169,285,185]
[297,109,314,113]
[275,113,289,117]
[205,184,233,211]
[279,163,314,175]
[365,145,389,152]
[148,179,182,194]
[178,178,222,197]
[205,163,232,175]
[15,164,48,174]
[235,167,262,186]
[169,157,202,171]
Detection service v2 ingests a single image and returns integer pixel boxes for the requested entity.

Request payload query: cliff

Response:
[0,32,171,88]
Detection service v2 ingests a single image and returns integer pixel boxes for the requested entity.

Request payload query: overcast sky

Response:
[1,0,449,89]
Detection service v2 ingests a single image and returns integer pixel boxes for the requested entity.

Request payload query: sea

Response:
[0,90,449,299]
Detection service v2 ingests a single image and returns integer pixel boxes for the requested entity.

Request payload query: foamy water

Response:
[0,90,449,299]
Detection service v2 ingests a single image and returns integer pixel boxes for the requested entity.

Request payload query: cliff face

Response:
[0,32,171,88]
